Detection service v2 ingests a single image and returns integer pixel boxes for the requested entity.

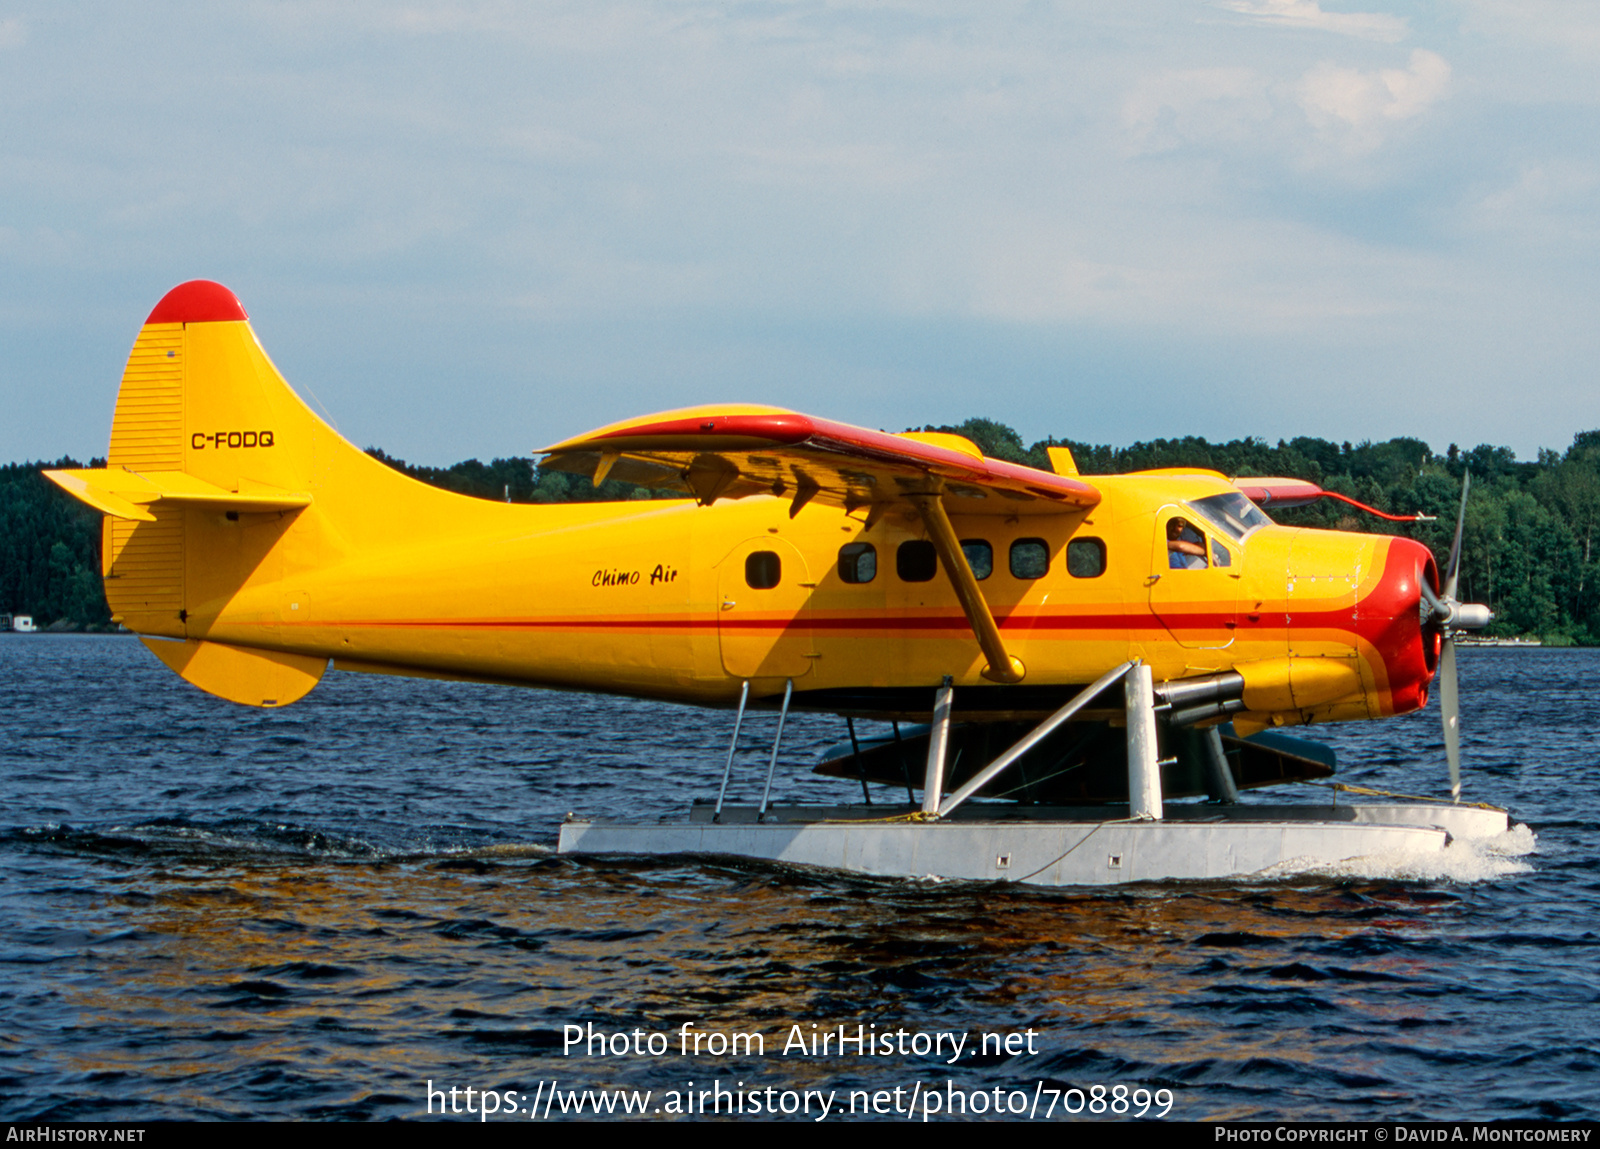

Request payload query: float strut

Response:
[938,659,1137,818]
[1126,662,1164,820]
[756,678,794,823]
[921,677,955,816]
[1201,724,1239,804]
[712,680,750,824]
[846,717,872,805]
[892,722,916,806]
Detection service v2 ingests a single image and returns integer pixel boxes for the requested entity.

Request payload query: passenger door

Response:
[717,537,815,679]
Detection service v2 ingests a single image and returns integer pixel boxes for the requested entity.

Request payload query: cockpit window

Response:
[1166,518,1207,570]
[1189,492,1271,543]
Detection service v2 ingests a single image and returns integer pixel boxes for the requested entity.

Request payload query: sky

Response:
[3,1,1599,467]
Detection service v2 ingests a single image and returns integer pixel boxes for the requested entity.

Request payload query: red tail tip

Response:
[146,280,248,324]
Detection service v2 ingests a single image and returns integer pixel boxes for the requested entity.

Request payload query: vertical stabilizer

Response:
[107,283,259,636]
[50,280,563,706]
[97,280,332,638]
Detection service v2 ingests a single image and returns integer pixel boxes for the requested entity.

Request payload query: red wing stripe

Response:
[576,411,1100,506]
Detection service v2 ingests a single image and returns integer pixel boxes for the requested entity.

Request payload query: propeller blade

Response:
[1440,634,1460,802]
[1419,578,1447,622]
[1444,470,1470,601]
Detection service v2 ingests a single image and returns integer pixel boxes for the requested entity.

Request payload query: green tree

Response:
[0,460,112,628]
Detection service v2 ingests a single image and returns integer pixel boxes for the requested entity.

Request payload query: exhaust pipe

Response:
[1155,672,1245,728]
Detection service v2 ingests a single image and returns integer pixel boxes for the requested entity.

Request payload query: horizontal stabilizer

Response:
[142,638,327,708]
[45,467,311,522]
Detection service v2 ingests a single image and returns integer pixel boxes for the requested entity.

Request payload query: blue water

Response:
[0,635,1591,1121]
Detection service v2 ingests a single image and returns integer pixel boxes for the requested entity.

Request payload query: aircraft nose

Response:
[1358,537,1440,716]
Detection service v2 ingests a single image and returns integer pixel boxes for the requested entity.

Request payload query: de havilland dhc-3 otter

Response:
[45,280,1511,885]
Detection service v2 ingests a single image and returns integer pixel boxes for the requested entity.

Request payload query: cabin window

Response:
[897,540,937,582]
[961,539,993,580]
[1211,539,1233,568]
[1067,537,1106,578]
[746,551,781,589]
[1009,538,1049,579]
[838,542,877,584]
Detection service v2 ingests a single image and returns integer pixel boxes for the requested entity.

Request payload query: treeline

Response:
[926,419,1600,643]
[7,425,1600,642]
[0,460,114,630]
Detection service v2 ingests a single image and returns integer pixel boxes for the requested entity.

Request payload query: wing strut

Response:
[906,488,1026,684]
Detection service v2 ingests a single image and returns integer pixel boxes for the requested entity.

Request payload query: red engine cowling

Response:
[1357,537,1440,715]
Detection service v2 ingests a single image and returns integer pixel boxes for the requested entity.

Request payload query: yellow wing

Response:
[539,404,1101,519]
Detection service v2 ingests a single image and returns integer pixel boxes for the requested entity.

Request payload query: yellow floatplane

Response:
[46,281,1507,884]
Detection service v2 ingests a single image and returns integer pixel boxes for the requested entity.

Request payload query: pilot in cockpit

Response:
[1166,518,1208,570]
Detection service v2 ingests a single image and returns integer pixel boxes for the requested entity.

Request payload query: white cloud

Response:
[1122,49,1451,168]
[1298,48,1451,153]
[1456,1,1600,66]
[4,3,1600,462]
[1220,0,1408,43]
[1121,67,1274,155]
[960,210,1456,334]
[1471,162,1600,247]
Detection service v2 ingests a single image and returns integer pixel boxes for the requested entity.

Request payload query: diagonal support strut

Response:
[936,660,1138,818]
[907,489,1025,684]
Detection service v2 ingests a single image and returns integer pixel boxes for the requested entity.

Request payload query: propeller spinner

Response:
[1417,472,1494,800]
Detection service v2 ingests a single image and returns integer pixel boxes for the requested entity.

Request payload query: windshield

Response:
[1188,492,1272,543]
